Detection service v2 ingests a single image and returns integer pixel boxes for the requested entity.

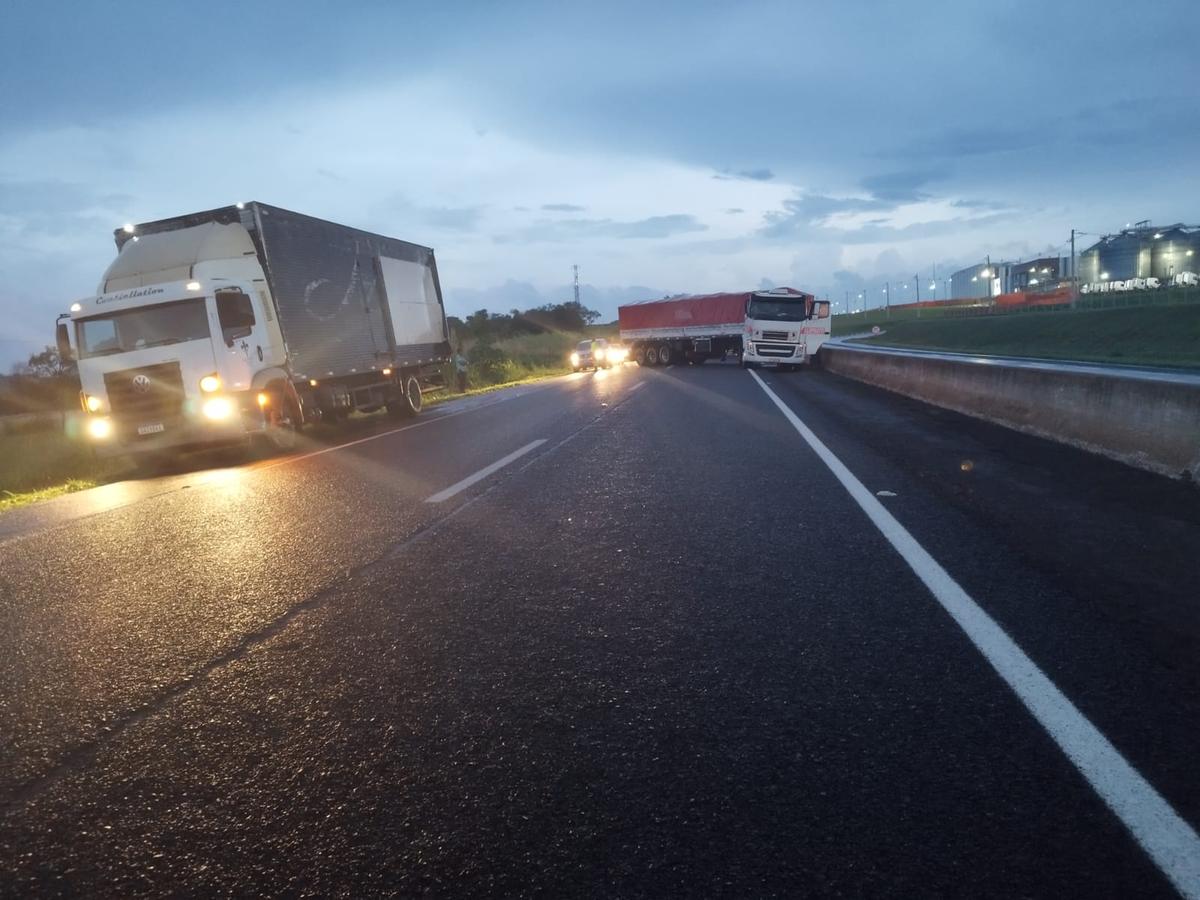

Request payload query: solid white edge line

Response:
[627,381,647,393]
[748,369,1200,900]
[424,440,548,504]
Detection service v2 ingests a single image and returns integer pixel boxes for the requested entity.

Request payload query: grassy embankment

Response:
[0,328,615,512]
[833,303,1200,368]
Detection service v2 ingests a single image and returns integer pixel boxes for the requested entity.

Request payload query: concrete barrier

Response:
[820,344,1200,480]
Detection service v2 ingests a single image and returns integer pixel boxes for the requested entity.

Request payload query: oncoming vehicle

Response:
[606,342,630,364]
[570,338,612,371]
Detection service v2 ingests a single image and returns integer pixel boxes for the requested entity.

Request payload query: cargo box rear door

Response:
[376,255,447,358]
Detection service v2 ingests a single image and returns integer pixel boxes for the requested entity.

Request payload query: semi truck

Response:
[56,202,451,462]
[618,287,830,367]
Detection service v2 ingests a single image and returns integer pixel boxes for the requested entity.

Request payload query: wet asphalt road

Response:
[1,362,1198,897]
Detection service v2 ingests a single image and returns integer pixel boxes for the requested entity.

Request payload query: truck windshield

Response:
[747,297,810,322]
[77,298,210,358]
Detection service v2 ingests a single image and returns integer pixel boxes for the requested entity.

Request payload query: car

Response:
[570,338,612,371]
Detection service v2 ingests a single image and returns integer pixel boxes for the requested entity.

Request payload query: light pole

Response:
[885,281,891,316]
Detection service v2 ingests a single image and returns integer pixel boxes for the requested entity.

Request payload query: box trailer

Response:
[618,288,830,367]
[57,202,451,461]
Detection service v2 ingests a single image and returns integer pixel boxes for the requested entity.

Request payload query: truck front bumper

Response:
[88,400,266,458]
[743,343,809,365]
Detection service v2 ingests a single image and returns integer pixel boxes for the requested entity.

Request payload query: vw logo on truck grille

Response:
[132,374,152,393]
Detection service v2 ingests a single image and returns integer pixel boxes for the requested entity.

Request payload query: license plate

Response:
[137,423,165,435]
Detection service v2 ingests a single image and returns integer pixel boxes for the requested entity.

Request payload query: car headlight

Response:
[87,417,112,439]
[199,374,221,393]
[202,397,234,420]
[570,352,580,366]
[595,348,607,360]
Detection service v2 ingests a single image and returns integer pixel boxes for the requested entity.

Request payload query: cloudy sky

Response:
[2,0,1197,366]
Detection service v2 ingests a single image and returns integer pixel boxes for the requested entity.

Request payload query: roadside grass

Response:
[843,304,1200,368]
[0,425,129,511]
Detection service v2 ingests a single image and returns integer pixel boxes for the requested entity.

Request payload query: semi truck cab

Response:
[741,289,831,366]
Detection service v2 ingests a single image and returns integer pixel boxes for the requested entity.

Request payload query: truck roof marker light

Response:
[186,281,202,291]
[309,379,318,387]
[236,202,246,209]
[70,302,82,312]
[122,223,135,233]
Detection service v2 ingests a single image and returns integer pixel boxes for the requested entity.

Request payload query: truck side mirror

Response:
[56,321,75,361]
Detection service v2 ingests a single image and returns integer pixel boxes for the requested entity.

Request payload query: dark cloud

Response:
[860,169,947,203]
[541,203,586,212]
[712,168,775,181]
[502,214,707,243]
[952,198,1008,210]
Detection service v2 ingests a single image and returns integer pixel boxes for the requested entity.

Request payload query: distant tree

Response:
[18,345,76,379]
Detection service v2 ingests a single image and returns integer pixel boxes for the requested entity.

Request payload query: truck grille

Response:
[104,362,185,433]
[753,343,796,358]
[761,331,789,341]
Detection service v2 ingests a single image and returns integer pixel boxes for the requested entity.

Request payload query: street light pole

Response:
[885,281,891,317]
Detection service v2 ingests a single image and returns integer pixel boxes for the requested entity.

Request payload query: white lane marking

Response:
[748,370,1200,899]
[627,380,646,393]
[424,440,547,504]
[256,382,560,472]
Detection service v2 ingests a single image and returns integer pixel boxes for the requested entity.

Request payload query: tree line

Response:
[447,301,601,346]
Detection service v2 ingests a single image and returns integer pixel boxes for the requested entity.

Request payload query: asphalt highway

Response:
[1,362,1198,898]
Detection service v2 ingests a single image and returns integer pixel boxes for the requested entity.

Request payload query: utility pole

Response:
[1070,228,1077,307]
[573,264,580,306]
[885,281,891,317]
[914,274,920,303]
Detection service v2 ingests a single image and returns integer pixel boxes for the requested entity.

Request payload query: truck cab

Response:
[61,221,297,458]
[741,289,831,367]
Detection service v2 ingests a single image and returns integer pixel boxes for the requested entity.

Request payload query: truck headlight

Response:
[202,397,234,420]
[83,394,102,413]
[87,417,112,439]
[595,348,607,361]
[570,352,580,366]
[199,374,221,393]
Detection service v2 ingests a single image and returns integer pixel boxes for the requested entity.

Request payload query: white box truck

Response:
[57,202,451,461]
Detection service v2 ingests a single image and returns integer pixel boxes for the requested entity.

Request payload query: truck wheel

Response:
[642,346,658,366]
[388,374,422,418]
[263,389,300,452]
[658,344,673,366]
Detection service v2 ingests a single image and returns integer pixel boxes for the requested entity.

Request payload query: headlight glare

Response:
[202,397,234,420]
[87,417,112,439]
[199,374,221,393]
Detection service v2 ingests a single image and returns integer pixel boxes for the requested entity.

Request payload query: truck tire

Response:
[262,387,300,452]
[388,373,423,418]
[641,345,658,366]
[658,344,673,366]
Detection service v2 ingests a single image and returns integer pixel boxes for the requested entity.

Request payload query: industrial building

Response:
[949,255,1073,299]
[1078,222,1200,283]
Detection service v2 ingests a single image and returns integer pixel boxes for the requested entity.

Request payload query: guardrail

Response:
[819,343,1200,480]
